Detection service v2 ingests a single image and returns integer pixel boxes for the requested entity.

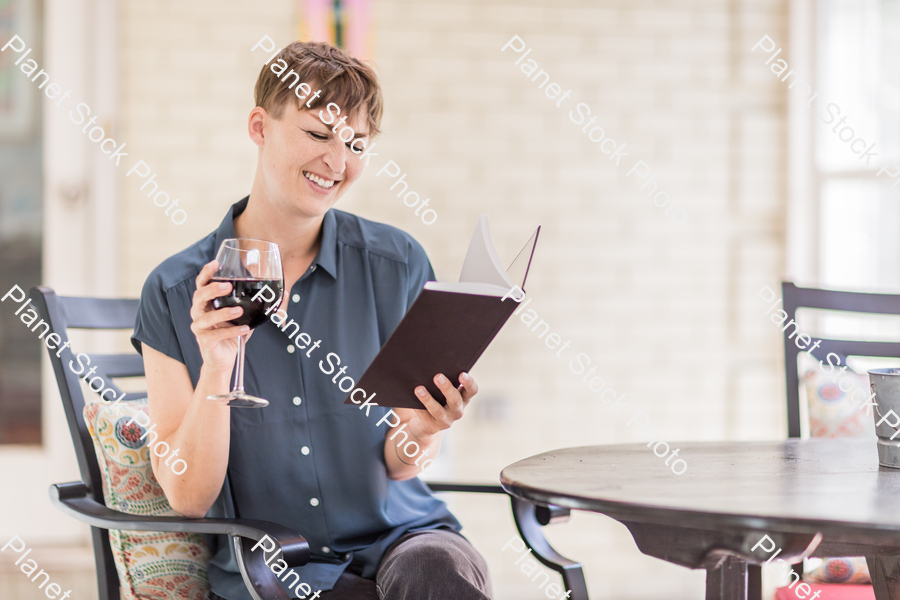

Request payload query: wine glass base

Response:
[207,391,269,408]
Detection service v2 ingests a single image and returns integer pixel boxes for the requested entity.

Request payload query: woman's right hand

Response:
[190,260,250,376]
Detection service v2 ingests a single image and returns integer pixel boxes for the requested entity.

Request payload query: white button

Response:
[310,498,319,507]
[287,345,295,354]
[292,294,301,303]
[310,265,317,271]
[322,546,330,554]
[293,397,302,406]
[301,446,310,455]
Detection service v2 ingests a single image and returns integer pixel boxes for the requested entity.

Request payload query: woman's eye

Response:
[308,132,328,141]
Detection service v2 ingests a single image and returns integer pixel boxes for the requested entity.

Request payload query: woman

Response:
[132,40,492,600]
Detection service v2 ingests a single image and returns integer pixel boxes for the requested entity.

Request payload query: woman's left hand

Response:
[395,372,478,443]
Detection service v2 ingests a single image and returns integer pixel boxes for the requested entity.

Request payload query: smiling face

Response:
[250,100,370,219]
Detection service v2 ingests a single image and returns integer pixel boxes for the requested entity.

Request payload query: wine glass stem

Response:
[233,334,246,393]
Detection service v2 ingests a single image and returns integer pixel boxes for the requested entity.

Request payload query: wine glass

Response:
[206,238,284,408]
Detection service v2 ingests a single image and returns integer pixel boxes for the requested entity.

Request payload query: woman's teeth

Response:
[304,171,335,189]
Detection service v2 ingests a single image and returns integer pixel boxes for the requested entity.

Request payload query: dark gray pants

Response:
[208,530,492,600]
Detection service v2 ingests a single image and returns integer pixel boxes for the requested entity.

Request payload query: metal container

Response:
[868,368,900,468]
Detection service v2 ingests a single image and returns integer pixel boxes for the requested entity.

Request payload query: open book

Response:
[344,215,540,409]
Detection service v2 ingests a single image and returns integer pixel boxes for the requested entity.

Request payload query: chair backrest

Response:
[29,286,144,600]
[781,281,900,438]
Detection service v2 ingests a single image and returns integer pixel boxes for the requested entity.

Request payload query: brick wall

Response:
[118,0,790,598]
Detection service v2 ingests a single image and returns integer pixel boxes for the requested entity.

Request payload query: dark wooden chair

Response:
[780,281,900,594]
[30,285,590,600]
[782,281,900,438]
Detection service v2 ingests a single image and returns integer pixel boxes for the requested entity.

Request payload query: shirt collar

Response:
[313,209,338,279]
[214,197,338,280]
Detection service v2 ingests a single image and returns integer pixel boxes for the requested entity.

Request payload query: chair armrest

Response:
[50,481,309,568]
[425,481,571,523]
[425,482,505,494]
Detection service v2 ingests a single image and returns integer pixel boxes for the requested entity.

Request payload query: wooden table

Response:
[500,439,900,600]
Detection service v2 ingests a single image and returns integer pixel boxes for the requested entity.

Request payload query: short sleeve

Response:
[406,237,436,309]
[131,268,186,364]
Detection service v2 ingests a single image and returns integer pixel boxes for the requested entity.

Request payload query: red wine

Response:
[211,278,284,329]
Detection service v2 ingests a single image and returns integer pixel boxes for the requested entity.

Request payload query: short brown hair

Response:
[254,41,383,136]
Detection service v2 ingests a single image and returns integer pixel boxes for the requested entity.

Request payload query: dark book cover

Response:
[344,215,539,409]
[346,289,520,408]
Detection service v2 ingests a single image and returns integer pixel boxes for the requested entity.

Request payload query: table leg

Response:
[510,497,590,600]
[748,565,762,600]
[867,556,900,600]
[706,556,749,600]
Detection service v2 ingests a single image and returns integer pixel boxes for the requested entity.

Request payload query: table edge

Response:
[499,470,900,545]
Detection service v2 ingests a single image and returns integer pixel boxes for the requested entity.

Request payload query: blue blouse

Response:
[132,197,460,598]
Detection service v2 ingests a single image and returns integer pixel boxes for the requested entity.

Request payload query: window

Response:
[0,0,44,444]
[816,0,900,292]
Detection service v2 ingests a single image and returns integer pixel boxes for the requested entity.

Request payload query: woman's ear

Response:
[248,106,267,146]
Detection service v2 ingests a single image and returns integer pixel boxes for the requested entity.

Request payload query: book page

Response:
[505,226,540,291]
[425,281,512,296]
[458,214,516,289]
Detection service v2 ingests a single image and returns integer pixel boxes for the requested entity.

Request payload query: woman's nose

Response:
[323,139,346,175]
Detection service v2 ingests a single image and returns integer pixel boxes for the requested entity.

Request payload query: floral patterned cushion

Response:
[800,355,875,439]
[804,557,872,584]
[84,399,211,600]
